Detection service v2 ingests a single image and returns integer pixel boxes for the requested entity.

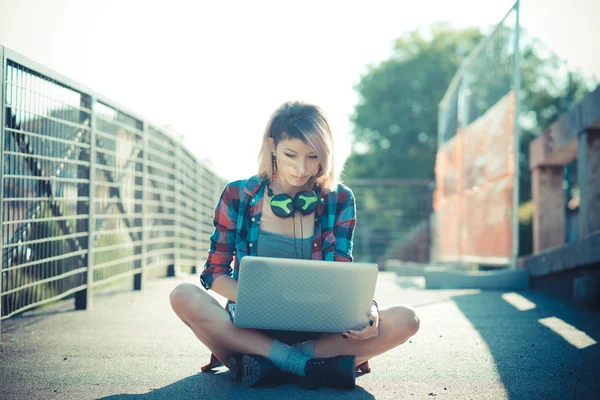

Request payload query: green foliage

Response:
[518,49,594,202]
[344,22,597,260]
[344,23,483,180]
[344,22,596,194]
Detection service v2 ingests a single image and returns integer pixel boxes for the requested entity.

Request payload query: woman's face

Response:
[270,137,321,188]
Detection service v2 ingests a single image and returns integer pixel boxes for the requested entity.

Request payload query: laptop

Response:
[233,256,378,333]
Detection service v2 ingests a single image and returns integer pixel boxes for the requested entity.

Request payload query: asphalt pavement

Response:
[1,271,599,399]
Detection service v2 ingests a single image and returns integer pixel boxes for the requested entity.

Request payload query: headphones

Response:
[267,184,318,218]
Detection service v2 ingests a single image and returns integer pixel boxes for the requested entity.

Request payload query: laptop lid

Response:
[233,256,378,333]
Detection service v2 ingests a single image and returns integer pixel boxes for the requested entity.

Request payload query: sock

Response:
[292,340,315,358]
[268,339,311,376]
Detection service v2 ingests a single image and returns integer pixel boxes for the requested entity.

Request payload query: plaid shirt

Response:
[199,175,356,291]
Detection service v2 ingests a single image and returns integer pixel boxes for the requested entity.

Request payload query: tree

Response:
[343,24,484,263]
[345,22,594,193]
[344,22,596,261]
[344,23,484,180]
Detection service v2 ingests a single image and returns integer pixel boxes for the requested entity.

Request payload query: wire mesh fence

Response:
[349,179,433,267]
[91,101,145,287]
[435,2,520,267]
[435,0,587,266]
[1,46,227,325]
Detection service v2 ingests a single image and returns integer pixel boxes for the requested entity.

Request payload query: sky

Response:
[0,0,598,181]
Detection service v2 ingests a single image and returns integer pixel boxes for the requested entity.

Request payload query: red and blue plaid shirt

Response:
[200,175,356,291]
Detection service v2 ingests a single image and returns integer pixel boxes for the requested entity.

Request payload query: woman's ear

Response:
[268,138,276,154]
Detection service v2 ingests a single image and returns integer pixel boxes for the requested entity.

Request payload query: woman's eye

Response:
[284,153,317,159]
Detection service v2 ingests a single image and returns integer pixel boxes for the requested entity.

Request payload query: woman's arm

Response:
[211,274,239,302]
[333,186,357,262]
[199,184,239,293]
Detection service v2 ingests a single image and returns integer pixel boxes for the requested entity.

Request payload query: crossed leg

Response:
[312,306,420,366]
[169,282,420,368]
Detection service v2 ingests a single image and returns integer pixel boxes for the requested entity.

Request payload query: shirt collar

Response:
[242,175,266,196]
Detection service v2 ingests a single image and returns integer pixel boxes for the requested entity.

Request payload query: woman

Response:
[169,101,420,389]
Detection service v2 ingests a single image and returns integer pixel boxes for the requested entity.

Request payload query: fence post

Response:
[437,104,445,149]
[458,73,470,129]
[135,122,149,290]
[426,182,435,263]
[0,45,5,335]
[86,97,97,309]
[457,71,469,265]
[74,94,93,310]
[193,159,201,275]
[167,140,181,277]
[176,141,182,275]
[511,0,521,268]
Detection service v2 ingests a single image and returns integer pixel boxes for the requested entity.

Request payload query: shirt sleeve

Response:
[333,187,356,262]
[200,184,238,290]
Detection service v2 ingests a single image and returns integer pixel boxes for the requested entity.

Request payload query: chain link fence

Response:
[1,46,227,328]
[348,179,433,267]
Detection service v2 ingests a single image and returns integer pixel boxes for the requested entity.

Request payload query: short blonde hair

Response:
[257,101,338,192]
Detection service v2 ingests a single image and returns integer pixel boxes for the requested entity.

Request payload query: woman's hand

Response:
[342,302,379,340]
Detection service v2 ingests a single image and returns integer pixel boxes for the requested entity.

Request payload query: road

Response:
[1,271,599,399]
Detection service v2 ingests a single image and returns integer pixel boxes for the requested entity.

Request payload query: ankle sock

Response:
[292,339,315,358]
[267,339,311,376]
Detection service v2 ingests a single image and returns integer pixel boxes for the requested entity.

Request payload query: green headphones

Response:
[267,184,319,218]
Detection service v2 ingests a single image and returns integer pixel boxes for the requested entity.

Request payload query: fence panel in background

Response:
[197,163,220,258]
[435,2,519,267]
[145,126,177,271]
[349,179,433,267]
[91,102,144,287]
[1,46,227,327]
[1,54,92,318]
[178,147,200,271]
[435,92,516,265]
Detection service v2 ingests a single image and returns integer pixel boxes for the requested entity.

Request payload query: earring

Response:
[272,154,277,180]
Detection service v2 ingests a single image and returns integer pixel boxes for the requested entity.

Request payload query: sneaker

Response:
[228,354,281,387]
[304,355,356,389]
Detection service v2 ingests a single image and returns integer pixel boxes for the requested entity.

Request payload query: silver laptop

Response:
[233,256,378,333]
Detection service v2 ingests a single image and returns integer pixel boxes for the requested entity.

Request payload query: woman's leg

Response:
[170,282,358,389]
[169,282,275,367]
[313,305,420,366]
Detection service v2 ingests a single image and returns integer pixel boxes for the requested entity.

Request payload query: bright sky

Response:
[0,0,598,181]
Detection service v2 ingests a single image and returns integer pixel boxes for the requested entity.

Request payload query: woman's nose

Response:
[295,159,306,174]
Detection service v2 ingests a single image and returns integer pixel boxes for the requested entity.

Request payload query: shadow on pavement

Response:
[99,370,376,400]
[0,301,75,336]
[450,289,600,399]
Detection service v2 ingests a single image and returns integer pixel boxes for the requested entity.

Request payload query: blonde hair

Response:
[257,101,338,192]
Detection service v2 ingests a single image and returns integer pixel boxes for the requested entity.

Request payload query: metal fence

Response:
[435,1,521,268]
[435,0,588,268]
[349,179,433,267]
[0,46,227,330]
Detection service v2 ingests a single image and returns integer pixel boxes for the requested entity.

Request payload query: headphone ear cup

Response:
[294,191,318,215]
[270,194,294,218]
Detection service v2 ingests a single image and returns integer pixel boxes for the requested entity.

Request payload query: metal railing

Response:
[0,46,227,331]
[348,179,434,266]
